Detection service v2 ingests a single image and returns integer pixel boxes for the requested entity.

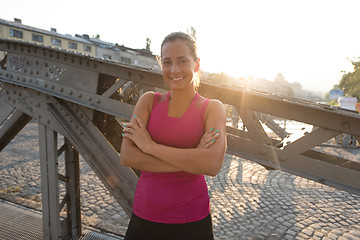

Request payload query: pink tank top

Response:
[133,92,210,224]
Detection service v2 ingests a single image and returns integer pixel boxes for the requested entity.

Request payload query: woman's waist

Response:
[136,172,208,198]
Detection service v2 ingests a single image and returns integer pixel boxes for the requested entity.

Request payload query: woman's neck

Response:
[169,88,197,103]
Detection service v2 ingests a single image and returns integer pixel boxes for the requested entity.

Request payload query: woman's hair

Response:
[160,32,200,89]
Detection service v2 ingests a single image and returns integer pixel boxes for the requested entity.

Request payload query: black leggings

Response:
[124,213,214,240]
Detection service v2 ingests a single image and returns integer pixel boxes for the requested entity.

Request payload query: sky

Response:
[2,0,360,93]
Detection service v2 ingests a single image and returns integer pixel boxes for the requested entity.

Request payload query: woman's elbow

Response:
[120,148,132,167]
[206,157,224,177]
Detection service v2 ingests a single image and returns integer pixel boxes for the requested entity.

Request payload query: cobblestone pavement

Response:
[1,121,360,239]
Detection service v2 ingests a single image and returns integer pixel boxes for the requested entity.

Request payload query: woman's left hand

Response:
[122,116,155,154]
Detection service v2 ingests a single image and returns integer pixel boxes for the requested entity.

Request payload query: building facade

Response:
[76,35,160,70]
[0,18,96,58]
[0,18,160,70]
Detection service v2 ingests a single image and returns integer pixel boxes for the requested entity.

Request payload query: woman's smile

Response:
[171,76,185,81]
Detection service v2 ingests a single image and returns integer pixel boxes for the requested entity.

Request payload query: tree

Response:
[187,26,197,41]
[93,34,100,39]
[146,37,151,51]
[339,58,360,101]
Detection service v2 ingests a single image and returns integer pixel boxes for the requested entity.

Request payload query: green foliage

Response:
[93,34,100,39]
[146,37,151,51]
[187,26,197,41]
[339,58,360,101]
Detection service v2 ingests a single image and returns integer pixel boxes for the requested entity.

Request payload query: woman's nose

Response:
[171,63,180,73]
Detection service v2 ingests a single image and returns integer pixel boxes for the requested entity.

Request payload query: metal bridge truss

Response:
[0,38,359,239]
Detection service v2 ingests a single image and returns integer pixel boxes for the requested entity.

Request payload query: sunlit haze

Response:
[2,0,360,93]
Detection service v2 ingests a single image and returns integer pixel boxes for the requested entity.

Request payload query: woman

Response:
[120,32,227,239]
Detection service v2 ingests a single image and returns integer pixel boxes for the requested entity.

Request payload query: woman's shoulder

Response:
[207,99,225,111]
[197,93,224,110]
[136,91,155,108]
[137,91,168,108]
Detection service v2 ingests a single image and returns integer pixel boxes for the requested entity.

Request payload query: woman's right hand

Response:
[197,128,220,149]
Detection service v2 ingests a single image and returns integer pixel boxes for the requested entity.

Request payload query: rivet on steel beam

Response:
[29,79,32,83]
[44,83,48,88]
[51,85,55,90]
[36,60,39,66]
[30,70,33,75]
[10,74,13,79]
[341,121,350,129]
[36,70,39,75]
[97,99,101,104]
[45,62,48,67]
[69,90,73,95]
[60,87,64,92]
[47,120,50,124]
[45,73,49,77]
[18,92,22,97]
[17,76,20,81]
[6,73,9,77]
[22,77,26,82]
[78,93,82,98]
[7,97,11,101]
[13,99,16,104]
[88,97,92,101]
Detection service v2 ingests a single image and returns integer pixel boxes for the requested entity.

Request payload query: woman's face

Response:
[161,39,199,91]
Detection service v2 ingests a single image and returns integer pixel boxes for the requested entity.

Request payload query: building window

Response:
[32,34,43,42]
[51,38,61,46]
[68,42,77,49]
[83,45,91,52]
[103,54,111,60]
[121,57,131,64]
[10,29,23,38]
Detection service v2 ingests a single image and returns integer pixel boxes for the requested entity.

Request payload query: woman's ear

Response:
[195,57,200,72]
